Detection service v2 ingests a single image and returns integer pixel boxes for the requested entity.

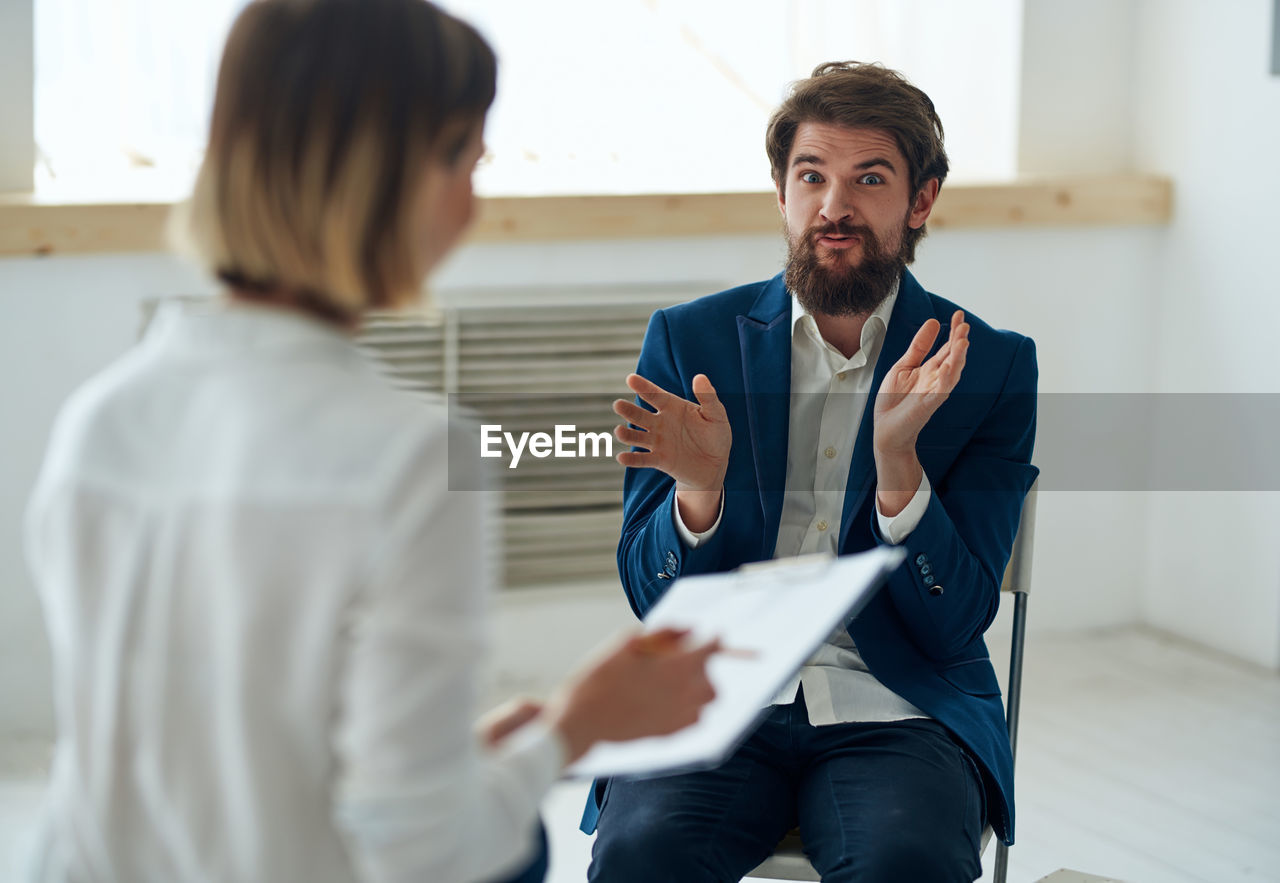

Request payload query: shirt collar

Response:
[790,275,901,357]
[147,297,360,357]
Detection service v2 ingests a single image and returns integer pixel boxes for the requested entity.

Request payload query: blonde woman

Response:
[21,1,718,881]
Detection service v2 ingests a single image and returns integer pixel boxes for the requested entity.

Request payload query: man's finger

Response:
[617,450,659,469]
[897,318,940,370]
[944,336,970,379]
[923,339,953,371]
[626,373,683,410]
[939,322,969,375]
[690,374,725,416]
[614,425,651,448]
[613,398,655,428]
[922,318,969,373]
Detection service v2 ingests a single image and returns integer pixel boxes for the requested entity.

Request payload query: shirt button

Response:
[816,520,829,532]
[824,446,837,459]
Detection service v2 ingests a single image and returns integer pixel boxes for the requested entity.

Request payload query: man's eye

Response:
[861,174,884,185]
[801,171,822,184]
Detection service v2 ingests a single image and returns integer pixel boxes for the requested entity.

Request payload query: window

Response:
[32,0,1021,199]
[34,0,249,198]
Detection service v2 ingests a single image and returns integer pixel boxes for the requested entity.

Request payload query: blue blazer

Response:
[580,269,1038,845]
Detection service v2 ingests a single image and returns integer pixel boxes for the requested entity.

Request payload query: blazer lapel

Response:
[737,276,792,558]
[839,270,939,550]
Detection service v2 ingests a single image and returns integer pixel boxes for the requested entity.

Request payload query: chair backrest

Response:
[1001,478,1038,596]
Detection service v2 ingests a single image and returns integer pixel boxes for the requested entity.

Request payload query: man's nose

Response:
[819,184,856,224]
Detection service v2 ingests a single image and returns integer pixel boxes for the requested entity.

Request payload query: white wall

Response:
[1018,0,1140,175]
[1131,0,1280,668]
[0,224,1158,737]
[1014,0,1280,668]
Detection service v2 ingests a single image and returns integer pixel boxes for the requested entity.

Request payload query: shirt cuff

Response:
[494,715,569,784]
[876,472,931,544]
[672,491,725,548]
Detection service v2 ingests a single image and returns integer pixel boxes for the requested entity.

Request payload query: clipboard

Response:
[565,545,906,779]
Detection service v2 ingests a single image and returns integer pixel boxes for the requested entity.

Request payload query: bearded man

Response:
[579,62,1039,883]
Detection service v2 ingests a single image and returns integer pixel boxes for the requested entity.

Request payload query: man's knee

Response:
[848,829,980,883]
[589,805,707,882]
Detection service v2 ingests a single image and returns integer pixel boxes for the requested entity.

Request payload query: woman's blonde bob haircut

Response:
[171,0,496,317]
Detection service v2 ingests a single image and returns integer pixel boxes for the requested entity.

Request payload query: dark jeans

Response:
[589,695,985,883]
[491,821,549,883]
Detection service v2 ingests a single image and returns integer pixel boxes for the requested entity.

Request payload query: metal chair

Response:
[746,480,1038,882]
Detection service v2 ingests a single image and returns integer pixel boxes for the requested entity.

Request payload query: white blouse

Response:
[22,301,562,883]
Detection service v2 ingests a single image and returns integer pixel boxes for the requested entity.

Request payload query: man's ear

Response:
[776,179,787,220]
[908,178,940,229]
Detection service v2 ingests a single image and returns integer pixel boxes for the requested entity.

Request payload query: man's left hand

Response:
[872,310,969,514]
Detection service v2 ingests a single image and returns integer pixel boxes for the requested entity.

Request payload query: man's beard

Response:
[784,216,911,317]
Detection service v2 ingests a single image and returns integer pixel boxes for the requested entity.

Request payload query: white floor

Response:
[4,626,1279,882]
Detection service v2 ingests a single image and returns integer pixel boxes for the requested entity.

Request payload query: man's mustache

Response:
[807,221,875,242]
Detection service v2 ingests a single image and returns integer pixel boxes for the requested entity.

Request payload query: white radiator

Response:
[358,283,711,588]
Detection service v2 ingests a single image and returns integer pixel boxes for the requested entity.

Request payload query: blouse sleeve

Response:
[331,418,563,883]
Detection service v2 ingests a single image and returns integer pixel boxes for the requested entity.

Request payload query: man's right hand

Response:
[612,373,731,532]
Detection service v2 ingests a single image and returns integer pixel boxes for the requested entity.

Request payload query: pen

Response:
[632,631,758,659]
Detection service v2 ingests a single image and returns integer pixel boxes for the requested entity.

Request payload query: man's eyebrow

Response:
[856,157,898,174]
[789,154,900,174]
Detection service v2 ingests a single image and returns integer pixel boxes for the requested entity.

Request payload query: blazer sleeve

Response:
[871,335,1039,661]
[616,310,732,619]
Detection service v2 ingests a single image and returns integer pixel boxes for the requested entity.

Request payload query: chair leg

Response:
[994,840,1010,883]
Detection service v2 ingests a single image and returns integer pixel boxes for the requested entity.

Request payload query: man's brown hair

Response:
[172,0,496,316]
[766,61,948,261]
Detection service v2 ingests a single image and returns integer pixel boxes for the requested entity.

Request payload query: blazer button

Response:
[929,585,945,597]
[915,553,928,566]
[920,562,932,576]
[923,574,935,586]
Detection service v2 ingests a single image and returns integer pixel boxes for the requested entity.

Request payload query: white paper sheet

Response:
[565,545,906,779]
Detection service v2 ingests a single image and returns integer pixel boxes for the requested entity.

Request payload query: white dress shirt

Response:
[22,301,562,883]
[675,282,930,724]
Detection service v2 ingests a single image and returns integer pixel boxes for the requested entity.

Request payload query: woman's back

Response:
[24,301,482,882]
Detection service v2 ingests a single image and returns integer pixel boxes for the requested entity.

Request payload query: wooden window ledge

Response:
[0,175,1171,258]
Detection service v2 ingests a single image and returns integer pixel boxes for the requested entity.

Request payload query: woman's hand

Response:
[545,627,720,765]
[475,698,545,749]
